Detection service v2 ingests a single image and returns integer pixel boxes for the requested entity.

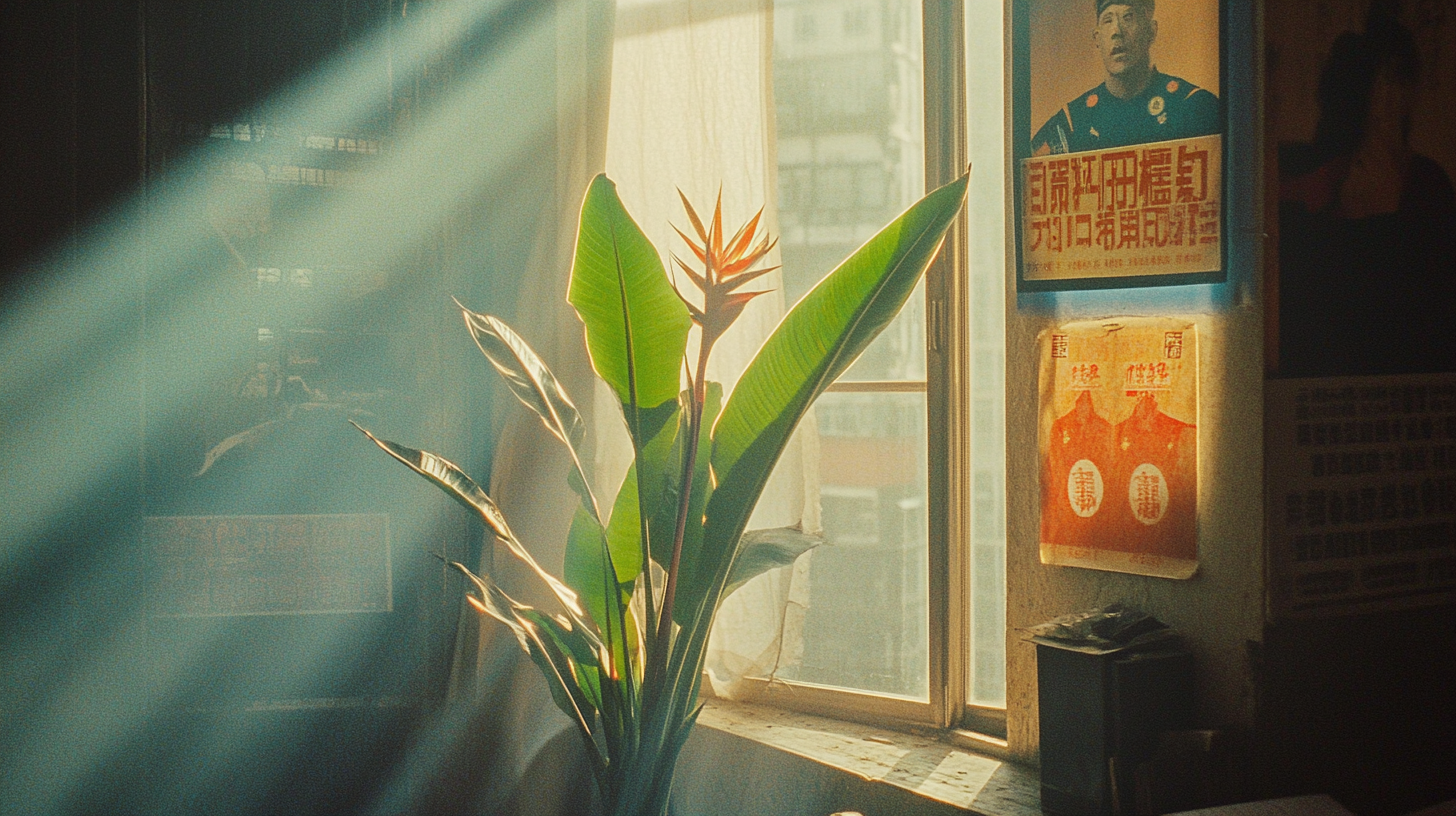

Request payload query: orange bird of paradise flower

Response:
[670,190,779,358]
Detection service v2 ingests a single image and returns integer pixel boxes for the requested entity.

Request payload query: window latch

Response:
[930,298,945,353]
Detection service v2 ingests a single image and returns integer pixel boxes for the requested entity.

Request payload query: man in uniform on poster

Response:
[1032,0,1220,155]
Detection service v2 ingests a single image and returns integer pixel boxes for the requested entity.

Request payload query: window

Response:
[723,0,1007,736]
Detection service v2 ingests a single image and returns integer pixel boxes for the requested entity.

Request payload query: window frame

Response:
[727,0,1006,741]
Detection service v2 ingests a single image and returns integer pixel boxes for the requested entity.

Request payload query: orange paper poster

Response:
[1039,319,1199,578]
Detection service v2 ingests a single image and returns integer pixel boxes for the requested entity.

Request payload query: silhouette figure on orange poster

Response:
[1042,389,1115,550]
[1106,393,1197,559]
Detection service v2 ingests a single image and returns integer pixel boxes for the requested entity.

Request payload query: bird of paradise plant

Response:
[353,170,967,816]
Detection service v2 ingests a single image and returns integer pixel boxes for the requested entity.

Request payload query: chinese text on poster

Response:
[145,513,393,617]
[1267,376,1456,616]
[1023,135,1222,283]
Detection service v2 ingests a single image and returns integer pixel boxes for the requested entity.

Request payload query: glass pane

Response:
[771,392,929,698]
[757,0,928,700]
[965,0,1007,709]
[773,0,925,382]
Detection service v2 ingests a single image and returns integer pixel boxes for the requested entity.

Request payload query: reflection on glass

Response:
[762,0,929,699]
[779,392,929,698]
[774,0,925,382]
[762,0,931,702]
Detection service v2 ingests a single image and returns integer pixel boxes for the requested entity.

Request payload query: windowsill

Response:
[680,698,1040,816]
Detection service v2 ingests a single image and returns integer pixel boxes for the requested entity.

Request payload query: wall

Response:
[1002,0,1267,763]
[1259,0,1456,810]
[0,3,564,814]
[1,2,140,286]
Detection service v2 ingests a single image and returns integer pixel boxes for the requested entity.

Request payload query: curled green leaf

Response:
[457,304,602,524]
[723,524,823,601]
[352,422,600,652]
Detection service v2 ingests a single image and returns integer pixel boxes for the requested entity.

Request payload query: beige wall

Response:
[1006,0,1266,760]
[1003,304,1266,761]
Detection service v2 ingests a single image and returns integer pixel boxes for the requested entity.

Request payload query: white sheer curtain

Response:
[599,0,818,697]
[463,2,615,810]
[452,2,813,810]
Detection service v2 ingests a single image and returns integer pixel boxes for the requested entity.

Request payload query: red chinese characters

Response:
[1023,134,1221,281]
[1106,393,1197,560]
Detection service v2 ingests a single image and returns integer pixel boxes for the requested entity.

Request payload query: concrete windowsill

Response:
[677,698,1041,816]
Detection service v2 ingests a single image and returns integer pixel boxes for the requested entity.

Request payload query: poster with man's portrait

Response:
[1014,0,1227,289]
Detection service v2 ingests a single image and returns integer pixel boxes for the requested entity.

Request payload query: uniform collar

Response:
[1100,68,1169,105]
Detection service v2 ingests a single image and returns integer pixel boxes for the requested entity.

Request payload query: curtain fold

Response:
[441,1,616,813]
[447,1,821,809]
[600,0,818,698]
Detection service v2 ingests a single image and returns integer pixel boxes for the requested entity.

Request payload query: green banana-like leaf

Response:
[617,702,701,816]
[605,463,647,585]
[458,305,602,523]
[605,469,646,588]
[520,607,604,712]
[660,703,703,791]
[650,531,821,740]
[362,173,969,816]
[569,173,692,412]
[604,383,722,627]
[447,561,599,748]
[721,524,824,601]
[665,382,720,624]
[352,423,600,651]
[446,559,533,651]
[604,401,681,586]
[565,505,633,677]
[696,172,968,621]
[519,618,606,778]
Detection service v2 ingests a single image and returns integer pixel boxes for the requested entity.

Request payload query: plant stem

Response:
[654,337,711,665]
[635,436,656,667]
